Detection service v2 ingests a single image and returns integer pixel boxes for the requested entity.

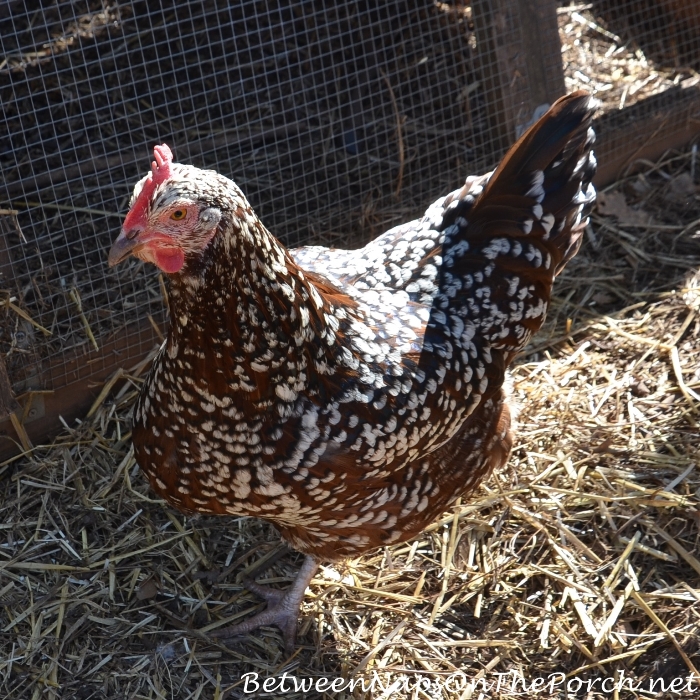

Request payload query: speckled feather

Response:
[131,92,597,560]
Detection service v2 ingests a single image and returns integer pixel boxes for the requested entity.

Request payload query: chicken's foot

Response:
[209,555,318,652]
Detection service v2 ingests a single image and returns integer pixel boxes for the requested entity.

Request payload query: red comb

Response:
[151,144,173,184]
[123,144,174,231]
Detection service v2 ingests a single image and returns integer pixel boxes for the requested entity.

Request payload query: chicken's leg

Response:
[210,555,319,652]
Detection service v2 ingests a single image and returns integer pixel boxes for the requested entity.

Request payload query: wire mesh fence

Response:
[1,0,490,397]
[1,0,699,446]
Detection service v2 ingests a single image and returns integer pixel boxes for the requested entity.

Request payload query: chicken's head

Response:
[108,144,224,274]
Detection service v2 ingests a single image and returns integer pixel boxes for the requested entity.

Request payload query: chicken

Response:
[108,91,597,650]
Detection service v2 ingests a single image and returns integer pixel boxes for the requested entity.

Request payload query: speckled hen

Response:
[108,91,597,650]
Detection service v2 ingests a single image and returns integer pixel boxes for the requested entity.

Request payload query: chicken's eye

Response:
[171,209,187,221]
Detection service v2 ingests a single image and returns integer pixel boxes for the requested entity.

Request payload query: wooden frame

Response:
[592,78,700,187]
[0,320,160,461]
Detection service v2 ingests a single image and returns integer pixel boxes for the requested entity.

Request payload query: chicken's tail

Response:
[434,91,597,358]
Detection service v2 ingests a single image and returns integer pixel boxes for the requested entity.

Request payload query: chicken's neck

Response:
[165,212,341,390]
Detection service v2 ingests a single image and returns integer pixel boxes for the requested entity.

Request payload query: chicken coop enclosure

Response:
[1,0,700,459]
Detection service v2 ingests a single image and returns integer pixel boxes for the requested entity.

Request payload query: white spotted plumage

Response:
[116,92,597,565]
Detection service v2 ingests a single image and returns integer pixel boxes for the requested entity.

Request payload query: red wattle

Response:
[154,247,185,273]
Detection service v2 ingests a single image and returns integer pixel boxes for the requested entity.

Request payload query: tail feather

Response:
[435,91,597,358]
[473,90,596,264]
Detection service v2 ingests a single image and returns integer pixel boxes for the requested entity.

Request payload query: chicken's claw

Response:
[209,555,319,653]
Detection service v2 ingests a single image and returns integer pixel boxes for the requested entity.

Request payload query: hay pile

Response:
[1,136,699,698]
[559,3,698,112]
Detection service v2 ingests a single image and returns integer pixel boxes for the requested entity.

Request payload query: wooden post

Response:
[471,0,565,164]
[0,356,19,421]
[0,211,16,290]
[517,0,566,116]
[0,212,22,420]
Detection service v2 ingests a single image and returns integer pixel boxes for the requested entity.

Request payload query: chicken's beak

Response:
[108,229,141,267]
